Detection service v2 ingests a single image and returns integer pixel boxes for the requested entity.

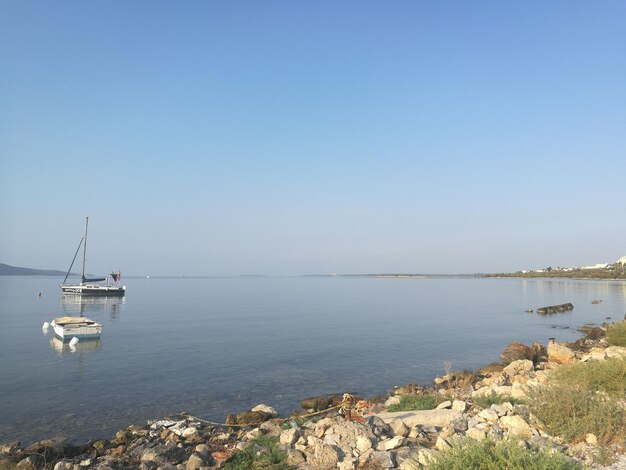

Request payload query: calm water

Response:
[1,275,625,444]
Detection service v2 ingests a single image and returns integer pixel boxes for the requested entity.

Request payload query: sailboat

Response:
[59,217,126,296]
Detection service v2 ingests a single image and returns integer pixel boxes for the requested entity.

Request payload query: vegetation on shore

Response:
[222,436,295,470]
[386,394,439,412]
[430,439,582,470]
[525,358,626,449]
[472,391,525,409]
[607,321,626,347]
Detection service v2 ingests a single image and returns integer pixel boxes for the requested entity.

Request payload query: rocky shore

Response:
[2,320,626,470]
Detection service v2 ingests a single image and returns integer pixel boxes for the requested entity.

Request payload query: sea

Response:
[1,275,625,445]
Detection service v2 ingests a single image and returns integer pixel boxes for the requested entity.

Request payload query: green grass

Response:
[549,358,626,399]
[281,415,323,429]
[222,436,295,470]
[429,439,582,470]
[606,321,626,347]
[525,360,626,448]
[386,394,438,412]
[473,391,525,409]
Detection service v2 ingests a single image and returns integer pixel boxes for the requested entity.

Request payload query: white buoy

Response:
[69,337,79,347]
[42,321,50,332]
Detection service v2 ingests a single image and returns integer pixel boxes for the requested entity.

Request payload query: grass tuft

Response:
[473,391,525,409]
[386,394,438,412]
[526,366,626,448]
[428,438,582,470]
[222,436,295,470]
[606,321,626,347]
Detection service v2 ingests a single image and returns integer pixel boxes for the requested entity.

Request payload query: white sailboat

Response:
[59,217,126,296]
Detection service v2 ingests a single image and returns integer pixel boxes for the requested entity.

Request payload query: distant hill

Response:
[0,263,68,276]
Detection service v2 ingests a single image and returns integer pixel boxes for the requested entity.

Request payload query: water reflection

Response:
[60,294,124,320]
[50,337,102,356]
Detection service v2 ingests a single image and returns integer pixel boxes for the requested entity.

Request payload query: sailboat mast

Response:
[82,217,89,283]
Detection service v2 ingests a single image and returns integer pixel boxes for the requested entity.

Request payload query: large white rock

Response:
[466,427,487,441]
[355,435,373,454]
[375,409,463,428]
[452,400,467,412]
[499,415,533,438]
[304,442,340,469]
[503,359,534,378]
[389,418,409,437]
[477,408,499,422]
[377,436,406,451]
[280,427,301,446]
[251,404,278,417]
[605,346,626,359]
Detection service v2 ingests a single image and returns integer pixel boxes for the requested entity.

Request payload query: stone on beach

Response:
[375,409,463,428]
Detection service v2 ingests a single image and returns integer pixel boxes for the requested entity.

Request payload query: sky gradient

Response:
[2,1,625,276]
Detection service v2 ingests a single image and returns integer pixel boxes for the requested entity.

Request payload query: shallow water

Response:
[1,275,625,444]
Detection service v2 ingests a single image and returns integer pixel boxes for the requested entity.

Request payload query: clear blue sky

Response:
[1,1,625,276]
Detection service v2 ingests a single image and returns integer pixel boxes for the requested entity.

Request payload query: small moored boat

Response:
[51,316,103,340]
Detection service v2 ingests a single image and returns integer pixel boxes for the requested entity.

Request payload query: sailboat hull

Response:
[61,284,126,296]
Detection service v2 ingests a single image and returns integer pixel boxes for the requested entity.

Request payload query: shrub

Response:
[526,382,626,447]
[606,321,626,347]
[429,438,582,470]
[222,436,295,470]
[473,391,525,409]
[549,358,626,399]
[386,394,438,412]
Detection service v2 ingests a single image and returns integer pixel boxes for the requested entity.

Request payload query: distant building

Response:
[581,263,609,270]
[616,256,626,266]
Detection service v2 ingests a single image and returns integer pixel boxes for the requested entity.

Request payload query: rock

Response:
[251,404,278,417]
[547,339,577,364]
[304,442,340,469]
[503,359,534,378]
[604,346,626,359]
[225,410,273,426]
[500,342,534,365]
[466,427,487,441]
[286,448,306,465]
[499,415,533,438]
[398,460,421,470]
[585,433,598,446]
[300,395,341,412]
[510,382,527,399]
[363,451,395,469]
[436,400,452,409]
[477,408,498,422]
[452,400,467,412]
[338,459,356,470]
[451,417,468,433]
[375,409,463,428]
[355,435,374,454]
[186,453,209,470]
[384,396,401,407]
[435,435,451,451]
[377,436,406,451]
[417,448,441,466]
[366,416,393,438]
[389,419,409,437]
[140,443,185,465]
[16,457,39,470]
[280,427,301,446]
[490,404,508,417]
